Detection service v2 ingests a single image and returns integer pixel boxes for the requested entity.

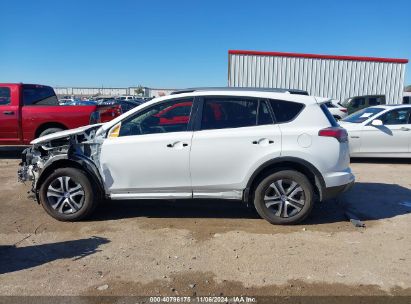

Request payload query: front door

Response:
[99,97,195,199]
[360,108,411,154]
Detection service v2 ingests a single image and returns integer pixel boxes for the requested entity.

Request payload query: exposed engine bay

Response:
[18,124,104,197]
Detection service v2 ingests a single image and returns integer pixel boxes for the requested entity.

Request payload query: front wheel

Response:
[39,168,98,221]
[253,170,314,225]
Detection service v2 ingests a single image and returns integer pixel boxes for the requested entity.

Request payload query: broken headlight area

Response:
[17,124,104,193]
[18,137,70,184]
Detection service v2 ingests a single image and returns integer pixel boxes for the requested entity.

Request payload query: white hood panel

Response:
[31,124,102,145]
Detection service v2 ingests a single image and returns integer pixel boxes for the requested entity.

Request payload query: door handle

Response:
[252,139,274,145]
[400,127,410,131]
[167,142,189,148]
[3,111,14,115]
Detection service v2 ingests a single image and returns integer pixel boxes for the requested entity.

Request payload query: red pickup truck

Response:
[0,83,121,145]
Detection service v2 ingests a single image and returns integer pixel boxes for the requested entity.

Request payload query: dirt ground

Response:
[0,147,410,299]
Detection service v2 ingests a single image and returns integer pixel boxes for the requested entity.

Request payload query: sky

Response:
[1,0,410,88]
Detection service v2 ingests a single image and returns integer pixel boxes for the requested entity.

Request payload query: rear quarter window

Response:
[269,99,304,123]
[23,85,59,106]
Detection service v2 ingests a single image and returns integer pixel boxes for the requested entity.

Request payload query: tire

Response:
[39,168,98,221]
[253,170,314,225]
[38,127,64,138]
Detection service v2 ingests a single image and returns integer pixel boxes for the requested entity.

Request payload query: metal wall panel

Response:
[228,53,408,104]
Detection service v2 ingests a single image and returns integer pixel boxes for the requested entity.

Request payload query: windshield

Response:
[342,107,384,123]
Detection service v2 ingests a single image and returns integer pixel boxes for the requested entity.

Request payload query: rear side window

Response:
[201,97,258,130]
[320,104,339,127]
[269,99,304,123]
[23,85,59,106]
[257,101,273,125]
[0,87,11,105]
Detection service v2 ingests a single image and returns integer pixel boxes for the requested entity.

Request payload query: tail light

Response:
[340,108,347,113]
[89,111,101,124]
[318,127,348,142]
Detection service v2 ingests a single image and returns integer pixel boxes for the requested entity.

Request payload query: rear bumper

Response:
[323,168,355,188]
[321,168,355,201]
[322,179,354,201]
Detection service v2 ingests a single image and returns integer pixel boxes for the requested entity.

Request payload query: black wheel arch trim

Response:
[35,154,106,201]
[243,156,326,203]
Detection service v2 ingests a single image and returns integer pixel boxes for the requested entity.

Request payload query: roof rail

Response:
[170,87,309,96]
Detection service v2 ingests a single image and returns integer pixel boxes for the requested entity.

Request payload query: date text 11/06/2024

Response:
[149,296,257,303]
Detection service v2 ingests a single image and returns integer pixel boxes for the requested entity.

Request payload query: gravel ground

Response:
[0,147,410,297]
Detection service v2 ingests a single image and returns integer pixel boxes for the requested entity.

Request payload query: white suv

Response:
[18,88,354,224]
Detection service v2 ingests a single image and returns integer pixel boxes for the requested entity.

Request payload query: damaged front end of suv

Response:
[18,124,106,201]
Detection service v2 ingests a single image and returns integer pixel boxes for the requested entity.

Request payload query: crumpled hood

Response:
[31,124,103,145]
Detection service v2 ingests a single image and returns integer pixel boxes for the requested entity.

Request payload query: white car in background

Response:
[322,98,348,120]
[339,105,411,158]
[119,95,137,101]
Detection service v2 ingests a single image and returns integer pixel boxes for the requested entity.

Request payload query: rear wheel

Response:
[253,170,314,225]
[39,168,98,221]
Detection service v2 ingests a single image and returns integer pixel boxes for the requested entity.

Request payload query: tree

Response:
[134,85,145,96]
[405,85,411,92]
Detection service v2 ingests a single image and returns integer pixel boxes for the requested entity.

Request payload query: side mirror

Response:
[371,119,383,126]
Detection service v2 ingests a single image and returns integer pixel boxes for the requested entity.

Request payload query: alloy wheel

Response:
[46,176,85,214]
[264,178,305,218]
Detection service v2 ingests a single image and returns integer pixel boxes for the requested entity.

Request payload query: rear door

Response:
[190,96,281,199]
[0,85,20,144]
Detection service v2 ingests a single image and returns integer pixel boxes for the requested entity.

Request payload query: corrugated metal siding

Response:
[228,54,407,104]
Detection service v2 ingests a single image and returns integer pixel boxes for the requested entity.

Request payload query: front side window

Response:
[119,98,193,137]
[0,87,11,105]
[23,85,59,106]
[378,109,411,125]
[269,99,304,123]
[201,97,258,130]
